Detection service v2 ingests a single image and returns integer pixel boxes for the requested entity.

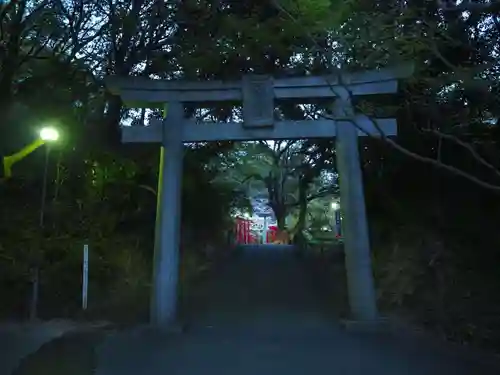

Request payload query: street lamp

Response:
[331,201,339,211]
[2,127,60,180]
[30,126,59,321]
[39,127,59,142]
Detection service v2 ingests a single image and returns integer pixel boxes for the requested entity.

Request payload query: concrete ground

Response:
[0,320,80,375]
[96,245,500,375]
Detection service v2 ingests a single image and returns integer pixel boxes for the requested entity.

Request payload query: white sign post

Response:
[82,244,89,310]
[262,215,269,244]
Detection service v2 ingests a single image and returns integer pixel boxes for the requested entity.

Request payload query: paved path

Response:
[0,320,80,375]
[97,245,499,375]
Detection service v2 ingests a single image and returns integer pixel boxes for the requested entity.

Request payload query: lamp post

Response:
[331,201,342,238]
[38,127,59,227]
[29,127,59,321]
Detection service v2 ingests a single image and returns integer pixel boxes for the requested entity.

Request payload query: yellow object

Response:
[2,138,45,179]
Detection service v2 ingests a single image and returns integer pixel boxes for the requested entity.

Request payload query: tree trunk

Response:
[266,174,288,231]
[0,2,24,132]
[275,208,286,230]
[291,177,310,244]
[86,95,123,150]
[0,41,20,135]
[104,95,123,147]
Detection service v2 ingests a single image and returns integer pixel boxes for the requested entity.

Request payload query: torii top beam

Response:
[105,64,413,143]
[105,64,414,108]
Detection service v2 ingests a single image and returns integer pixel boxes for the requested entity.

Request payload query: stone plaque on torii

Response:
[106,64,413,327]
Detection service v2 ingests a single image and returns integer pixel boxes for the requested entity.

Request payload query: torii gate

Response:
[106,65,413,327]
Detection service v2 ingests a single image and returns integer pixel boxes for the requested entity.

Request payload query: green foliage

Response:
[212,140,337,229]
[0,140,239,320]
[281,0,349,32]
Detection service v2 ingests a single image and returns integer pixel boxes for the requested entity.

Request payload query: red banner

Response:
[235,217,256,244]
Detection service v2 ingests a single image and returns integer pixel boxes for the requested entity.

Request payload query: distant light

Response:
[331,201,339,210]
[243,213,251,219]
[40,127,59,141]
[321,226,329,231]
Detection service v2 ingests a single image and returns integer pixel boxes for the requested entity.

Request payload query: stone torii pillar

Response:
[334,89,377,320]
[150,102,184,326]
[105,64,413,325]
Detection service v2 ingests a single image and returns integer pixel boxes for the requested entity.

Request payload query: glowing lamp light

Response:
[331,201,340,210]
[39,127,59,142]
